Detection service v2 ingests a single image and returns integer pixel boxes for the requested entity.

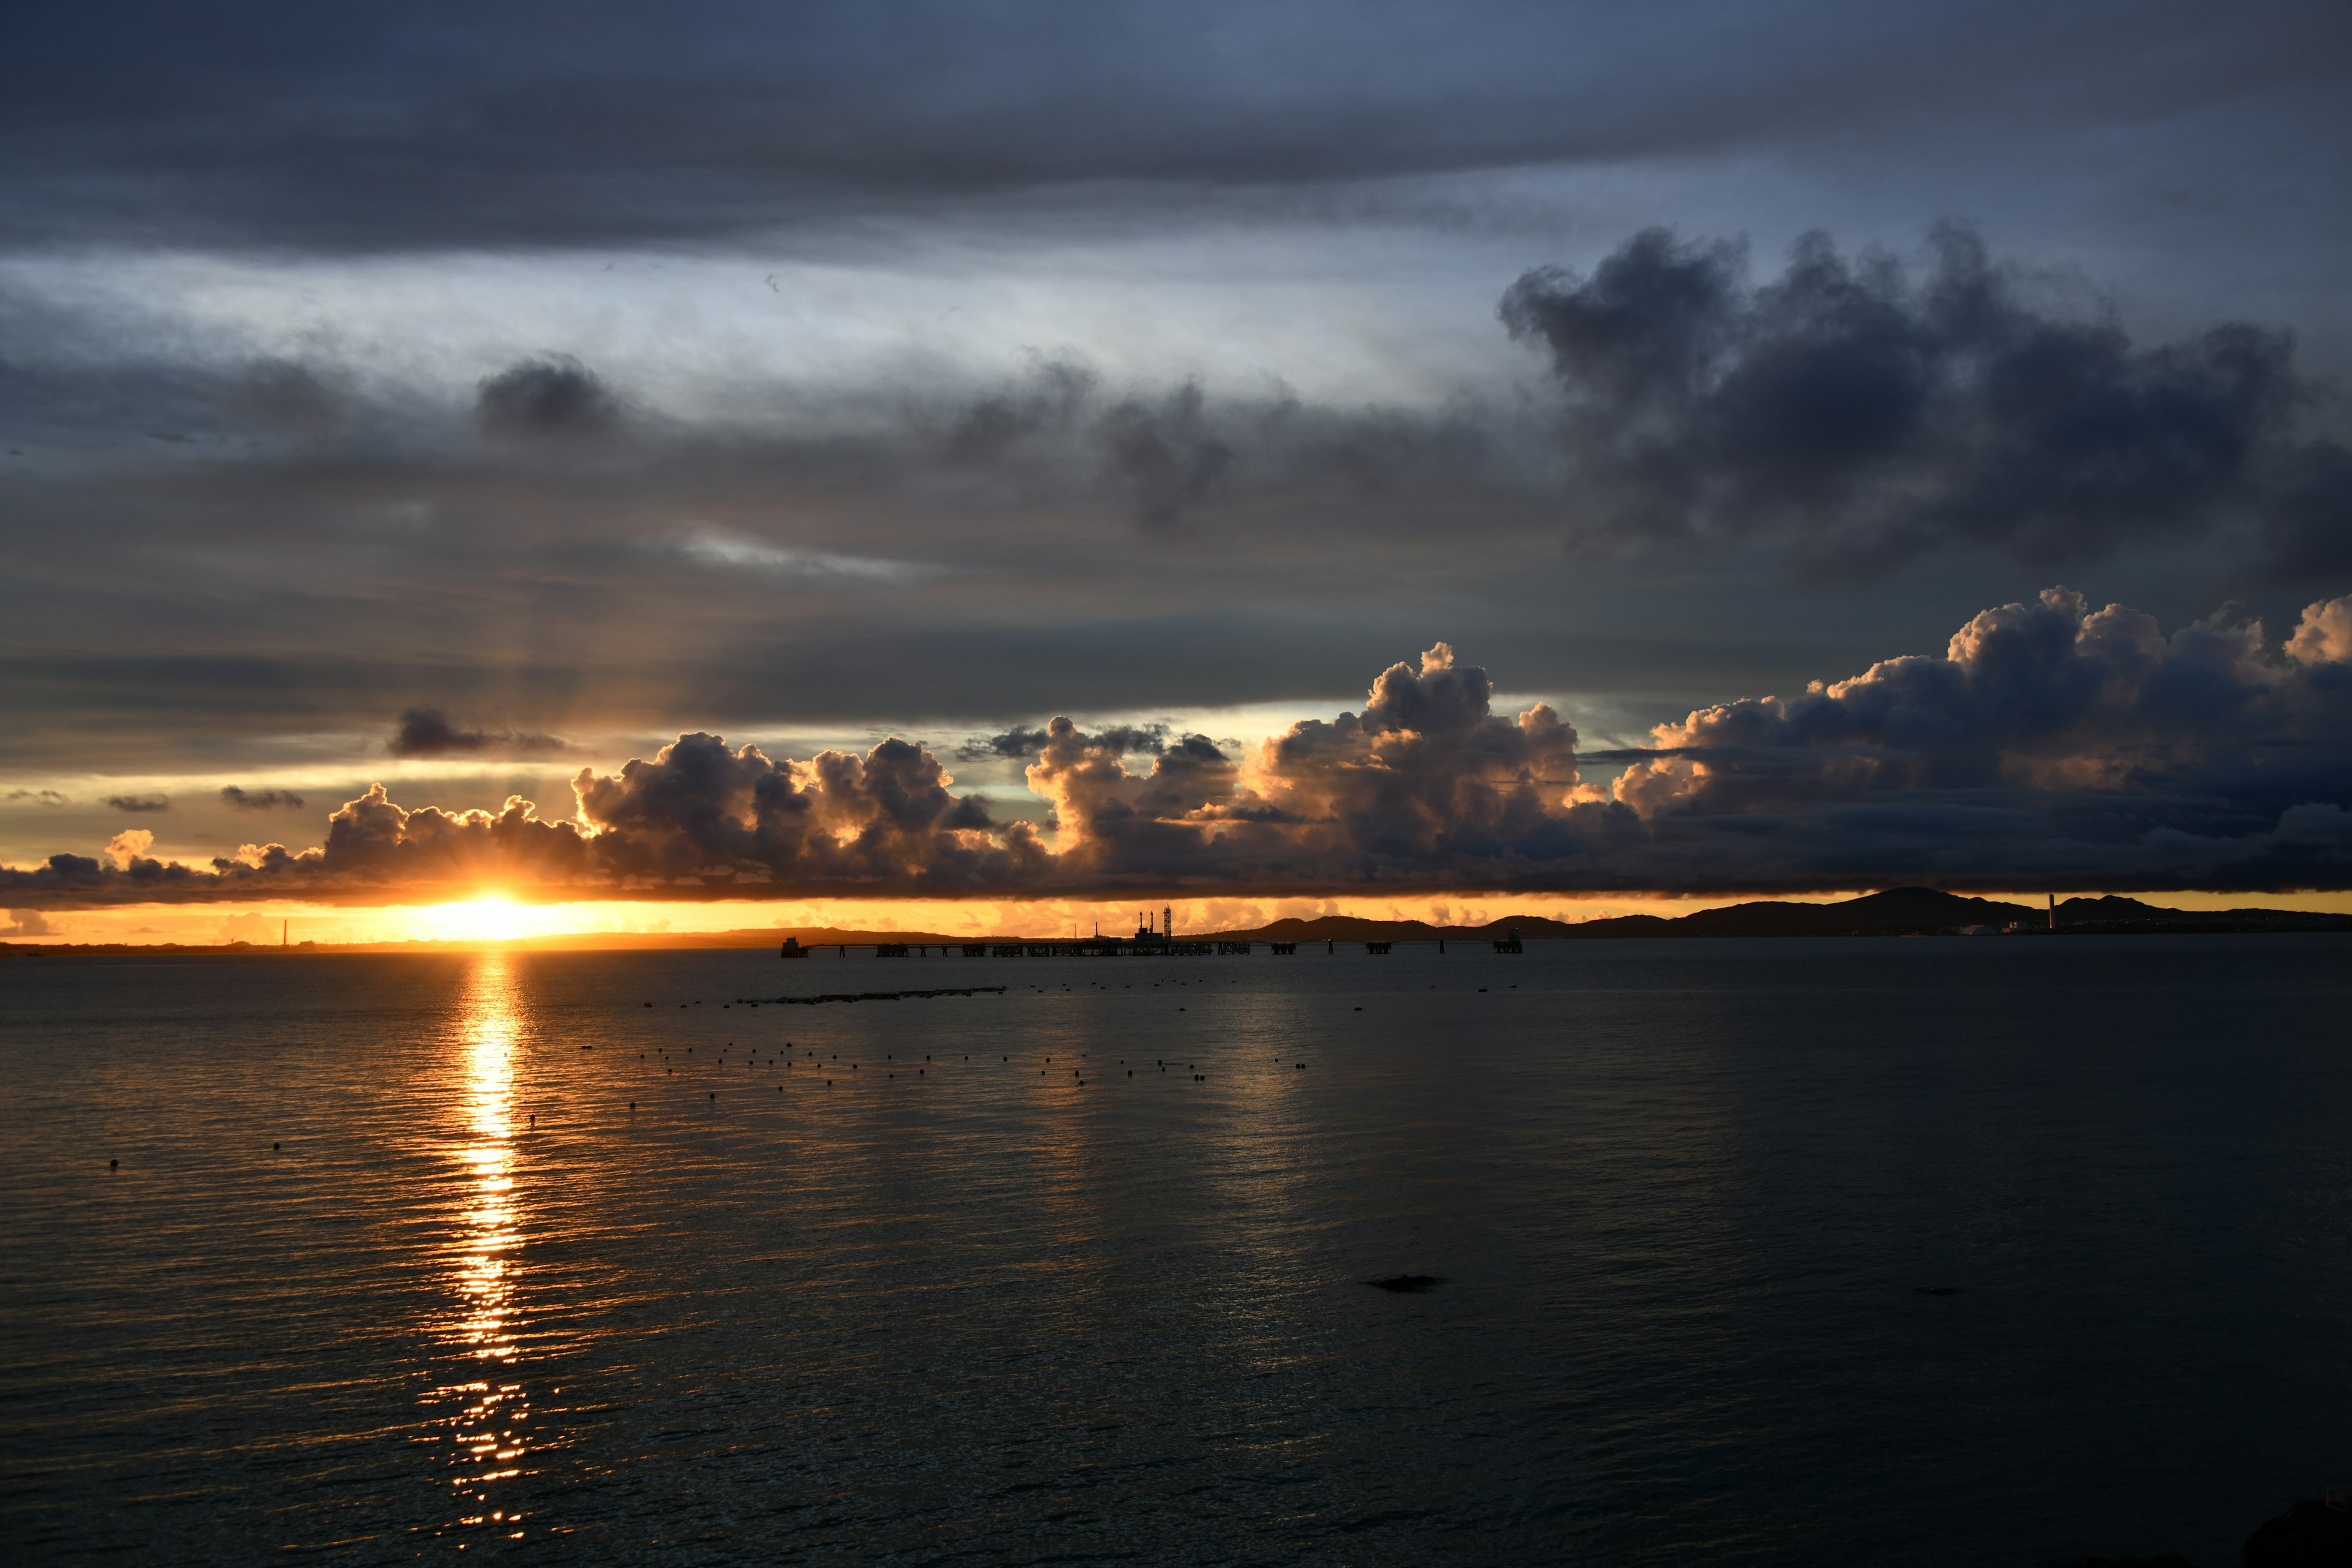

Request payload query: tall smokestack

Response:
[1164,904,1173,941]
[2048,892,2056,932]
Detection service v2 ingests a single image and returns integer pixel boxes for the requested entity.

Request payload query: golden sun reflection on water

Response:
[429,954,537,1544]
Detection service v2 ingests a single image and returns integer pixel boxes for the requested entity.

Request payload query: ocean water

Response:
[2,937,2346,1566]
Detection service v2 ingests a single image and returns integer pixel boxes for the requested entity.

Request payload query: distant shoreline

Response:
[4,888,2346,956]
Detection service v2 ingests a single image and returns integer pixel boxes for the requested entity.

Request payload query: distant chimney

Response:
[1164,904,1173,940]
[2048,892,2056,932]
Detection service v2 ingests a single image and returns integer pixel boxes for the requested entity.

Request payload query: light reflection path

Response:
[428,955,537,1546]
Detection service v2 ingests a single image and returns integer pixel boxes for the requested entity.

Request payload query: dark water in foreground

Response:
[2,937,2346,1565]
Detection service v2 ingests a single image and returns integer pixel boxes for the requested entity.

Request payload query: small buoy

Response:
[630,1101,636,1110]
[272,1142,280,1151]
[109,1158,118,1169]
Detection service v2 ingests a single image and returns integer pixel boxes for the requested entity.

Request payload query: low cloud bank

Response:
[12,590,2352,903]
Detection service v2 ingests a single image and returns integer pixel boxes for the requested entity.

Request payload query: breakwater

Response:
[734,986,1008,1006]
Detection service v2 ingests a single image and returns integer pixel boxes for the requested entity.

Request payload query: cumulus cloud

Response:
[6,908,57,935]
[105,828,154,870]
[8,592,2352,902]
[219,785,305,811]
[387,707,571,759]
[104,793,170,812]
[1594,588,2352,889]
[1501,225,2350,578]
[2287,594,2352,665]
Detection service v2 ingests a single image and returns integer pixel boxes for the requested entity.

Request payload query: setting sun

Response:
[415,895,538,944]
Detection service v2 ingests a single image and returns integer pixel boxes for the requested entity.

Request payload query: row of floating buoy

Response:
[96,1043,1315,1167]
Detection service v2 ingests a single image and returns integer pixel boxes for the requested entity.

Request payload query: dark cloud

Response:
[219,785,304,811]
[225,360,350,438]
[1501,225,2350,578]
[959,726,1052,761]
[475,356,619,441]
[387,707,571,759]
[6,789,69,806]
[942,360,1097,465]
[2259,443,2352,582]
[1097,384,1234,527]
[104,793,170,813]
[1,2,2340,251]
[962,722,1167,761]
[15,590,2345,903]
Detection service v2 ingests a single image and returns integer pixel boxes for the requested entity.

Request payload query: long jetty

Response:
[735,986,1008,1006]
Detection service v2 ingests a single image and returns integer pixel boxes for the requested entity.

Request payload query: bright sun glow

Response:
[415,896,541,944]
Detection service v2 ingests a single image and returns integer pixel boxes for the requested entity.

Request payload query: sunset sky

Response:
[4,1,2349,941]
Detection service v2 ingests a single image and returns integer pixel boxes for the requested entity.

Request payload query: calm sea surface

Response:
[2,937,2347,1565]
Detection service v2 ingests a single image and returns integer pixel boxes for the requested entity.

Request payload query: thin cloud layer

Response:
[4,2,2340,250]
[13,590,2350,904]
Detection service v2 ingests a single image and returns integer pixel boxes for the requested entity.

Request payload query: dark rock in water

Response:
[1915,1286,1964,1296]
[2242,1495,2352,1567]
[1367,1275,1441,1293]
[2041,1556,2196,1567]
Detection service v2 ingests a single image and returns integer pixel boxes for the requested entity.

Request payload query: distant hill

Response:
[1633,887,2035,937]
[2045,895,2351,933]
[1208,891,2035,941]
[1204,888,2348,941]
